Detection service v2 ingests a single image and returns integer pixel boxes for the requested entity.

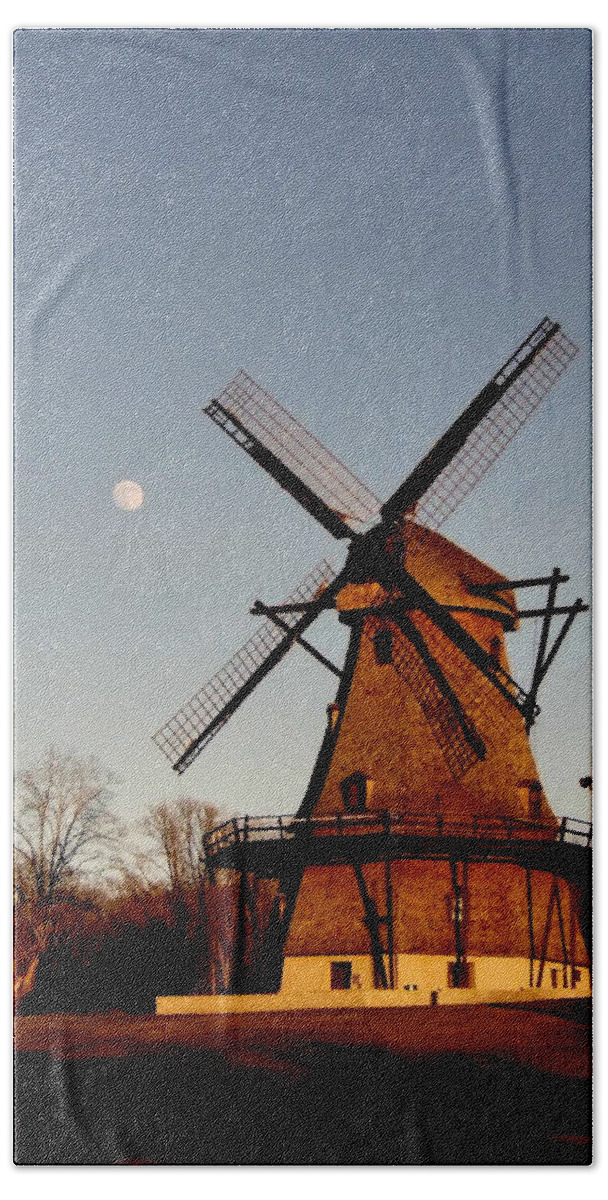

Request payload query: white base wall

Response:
[156,954,590,1014]
[280,953,591,997]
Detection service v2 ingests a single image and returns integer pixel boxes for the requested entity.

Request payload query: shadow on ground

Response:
[15,1039,591,1165]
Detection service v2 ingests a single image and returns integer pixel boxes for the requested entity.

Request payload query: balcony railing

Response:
[202,811,592,859]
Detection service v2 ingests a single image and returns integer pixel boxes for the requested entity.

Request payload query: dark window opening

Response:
[448,961,474,989]
[489,636,501,662]
[340,771,371,813]
[331,961,352,990]
[519,778,543,820]
[528,780,543,820]
[373,627,394,665]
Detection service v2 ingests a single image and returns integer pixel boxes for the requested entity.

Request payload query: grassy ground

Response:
[14,1002,591,1165]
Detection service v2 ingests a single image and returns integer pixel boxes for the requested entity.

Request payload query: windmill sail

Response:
[155,317,580,779]
[204,370,381,539]
[154,559,338,773]
[412,609,534,758]
[382,319,578,529]
[365,614,485,780]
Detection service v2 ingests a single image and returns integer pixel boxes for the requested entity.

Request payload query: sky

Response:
[13,27,592,826]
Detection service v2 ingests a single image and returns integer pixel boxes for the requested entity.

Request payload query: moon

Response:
[113,480,144,511]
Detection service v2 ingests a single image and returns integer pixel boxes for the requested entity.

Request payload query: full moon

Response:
[113,480,144,511]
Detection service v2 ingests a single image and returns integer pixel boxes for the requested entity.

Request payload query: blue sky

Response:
[14,28,592,824]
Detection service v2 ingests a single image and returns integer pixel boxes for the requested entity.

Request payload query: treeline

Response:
[14,749,273,1014]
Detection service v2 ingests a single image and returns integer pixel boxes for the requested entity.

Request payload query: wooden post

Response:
[383,811,396,989]
[535,880,557,987]
[352,863,389,989]
[553,881,569,988]
[525,868,535,988]
[450,860,467,987]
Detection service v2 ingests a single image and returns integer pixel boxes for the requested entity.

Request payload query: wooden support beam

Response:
[569,884,579,990]
[535,880,557,988]
[525,594,587,732]
[253,603,342,678]
[553,881,569,988]
[446,604,517,625]
[535,600,587,686]
[393,610,486,761]
[383,812,396,989]
[230,818,250,993]
[524,568,562,733]
[388,562,534,717]
[525,868,536,989]
[251,865,305,994]
[516,604,589,619]
[253,600,326,614]
[449,860,468,987]
[469,572,569,595]
[352,863,389,989]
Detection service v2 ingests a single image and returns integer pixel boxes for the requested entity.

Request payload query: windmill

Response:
[154,318,590,999]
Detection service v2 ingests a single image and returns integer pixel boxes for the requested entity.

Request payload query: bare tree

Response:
[143,798,219,898]
[143,798,225,991]
[13,747,120,1004]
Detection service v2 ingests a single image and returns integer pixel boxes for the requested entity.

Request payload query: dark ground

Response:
[14,1002,592,1166]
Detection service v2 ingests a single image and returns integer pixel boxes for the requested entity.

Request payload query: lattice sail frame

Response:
[154,559,337,773]
[364,614,481,780]
[411,609,530,759]
[206,370,381,531]
[413,322,579,531]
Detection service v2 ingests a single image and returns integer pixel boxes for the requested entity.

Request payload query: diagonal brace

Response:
[352,863,390,989]
[380,548,536,717]
[393,610,486,760]
[524,595,588,731]
[252,602,342,678]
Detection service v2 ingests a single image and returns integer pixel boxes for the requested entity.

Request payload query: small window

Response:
[551,968,559,989]
[528,781,543,821]
[572,969,581,986]
[518,779,543,820]
[326,703,340,733]
[373,627,393,665]
[489,636,501,662]
[331,961,352,990]
[340,771,371,813]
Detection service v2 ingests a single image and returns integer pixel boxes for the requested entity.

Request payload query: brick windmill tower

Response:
[155,318,590,1001]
